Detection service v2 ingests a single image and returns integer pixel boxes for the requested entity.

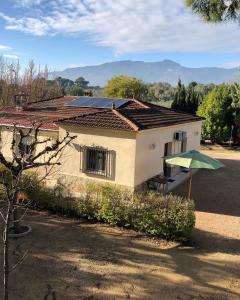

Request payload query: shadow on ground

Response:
[0,211,239,300]
[172,158,240,217]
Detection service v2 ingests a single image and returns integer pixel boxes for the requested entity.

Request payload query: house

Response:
[0,95,203,192]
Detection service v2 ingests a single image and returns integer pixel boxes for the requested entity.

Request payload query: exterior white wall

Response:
[58,125,137,188]
[134,121,202,187]
[0,126,58,162]
[0,121,202,190]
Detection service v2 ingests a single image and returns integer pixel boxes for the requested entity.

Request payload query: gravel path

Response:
[173,149,240,253]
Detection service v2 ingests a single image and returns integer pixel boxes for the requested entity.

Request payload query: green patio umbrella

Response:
[164,150,225,198]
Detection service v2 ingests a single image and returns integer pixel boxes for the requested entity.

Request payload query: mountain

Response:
[50,60,239,87]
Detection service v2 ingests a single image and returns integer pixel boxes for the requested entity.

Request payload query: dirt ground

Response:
[0,149,239,300]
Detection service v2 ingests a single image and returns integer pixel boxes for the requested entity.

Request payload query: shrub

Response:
[22,175,195,240]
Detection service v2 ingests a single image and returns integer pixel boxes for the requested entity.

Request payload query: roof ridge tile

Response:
[112,109,139,131]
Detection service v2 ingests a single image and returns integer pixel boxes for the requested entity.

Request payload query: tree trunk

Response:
[13,207,21,234]
[3,204,11,300]
[12,176,21,234]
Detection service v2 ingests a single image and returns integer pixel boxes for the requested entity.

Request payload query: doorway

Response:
[163,142,172,177]
[181,139,187,153]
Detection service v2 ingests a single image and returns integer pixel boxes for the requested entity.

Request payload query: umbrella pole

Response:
[188,169,192,199]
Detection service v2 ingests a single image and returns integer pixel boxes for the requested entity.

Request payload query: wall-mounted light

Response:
[149,143,156,150]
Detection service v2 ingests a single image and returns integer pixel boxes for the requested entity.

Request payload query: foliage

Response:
[104,75,148,100]
[171,80,216,114]
[197,84,234,142]
[146,82,176,103]
[185,81,201,114]
[55,76,102,96]
[194,83,216,98]
[56,76,85,96]
[171,79,187,111]
[171,79,201,114]
[24,178,195,240]
[55,77,74,90]
[67,85,84,96]
[75,77,89,88]
[230,83,240,128]
[186,0,240,23]
[0,57,100,106]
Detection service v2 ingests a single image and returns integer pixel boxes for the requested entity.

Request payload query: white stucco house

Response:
[0,95,203,192]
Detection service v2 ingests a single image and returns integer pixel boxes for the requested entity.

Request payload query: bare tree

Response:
[0,123,76,300]
[0,57,63,106]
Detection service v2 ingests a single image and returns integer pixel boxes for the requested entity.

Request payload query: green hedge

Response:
[21,175,195,240]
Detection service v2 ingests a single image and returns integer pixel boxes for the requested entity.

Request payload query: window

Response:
[80,146,115,178]
[86,148,106,173]
[14,134,33,157]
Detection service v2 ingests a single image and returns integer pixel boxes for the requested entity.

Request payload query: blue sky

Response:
[0,0,240,71]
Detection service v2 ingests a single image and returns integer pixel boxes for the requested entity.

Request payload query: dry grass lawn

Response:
[0,148,239,300]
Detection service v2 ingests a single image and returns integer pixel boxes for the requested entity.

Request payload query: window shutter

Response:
[106,150,116,179]
[80,146,87,172]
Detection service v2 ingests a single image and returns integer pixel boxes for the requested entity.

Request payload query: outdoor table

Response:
[147,175,169,194]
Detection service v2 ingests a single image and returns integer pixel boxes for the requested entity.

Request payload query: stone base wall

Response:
[44,173,135,197]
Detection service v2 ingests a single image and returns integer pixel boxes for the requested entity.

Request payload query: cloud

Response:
[1,0,240,54]
[3,54,19,59]
[0,44,11,50]
[219,61,240,69]
[14,0,44,7]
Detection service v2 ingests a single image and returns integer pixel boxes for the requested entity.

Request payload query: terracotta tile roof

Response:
[118,106,203,130]
[0,111,59,130]
[0,96,101,130]
[57,110,136,131]
[0,96,203,132]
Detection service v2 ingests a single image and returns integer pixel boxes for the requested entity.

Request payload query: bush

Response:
[197,84,234,143]
[22,176,195,240]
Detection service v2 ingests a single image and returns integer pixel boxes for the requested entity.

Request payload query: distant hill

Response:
[50,60,239,87]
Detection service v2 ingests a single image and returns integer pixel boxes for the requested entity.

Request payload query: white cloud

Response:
[14,0,44,7]
[1,0,240,54]
[66,63,88,68]
[219,61,240,69]
[3,54,19,59]
[0,44,11,50]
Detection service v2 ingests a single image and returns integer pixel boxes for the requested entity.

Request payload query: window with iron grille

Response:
[14,134,34,157]
[79,146,115,178]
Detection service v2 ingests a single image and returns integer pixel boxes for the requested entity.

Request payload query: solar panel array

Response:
[66,97,129,109]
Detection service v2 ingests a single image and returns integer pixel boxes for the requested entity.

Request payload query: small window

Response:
[14,134,33,157]
[80,146,115,178]
[86,148,106,174]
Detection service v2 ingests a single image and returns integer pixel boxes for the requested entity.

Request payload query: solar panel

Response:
[66,97,129,109]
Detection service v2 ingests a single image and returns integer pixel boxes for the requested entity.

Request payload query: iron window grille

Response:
[79,146,115,178]
[14,133,34,157]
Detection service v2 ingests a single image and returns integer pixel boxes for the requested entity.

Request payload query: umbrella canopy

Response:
[163,150,225,198]
[164,150,225,170]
